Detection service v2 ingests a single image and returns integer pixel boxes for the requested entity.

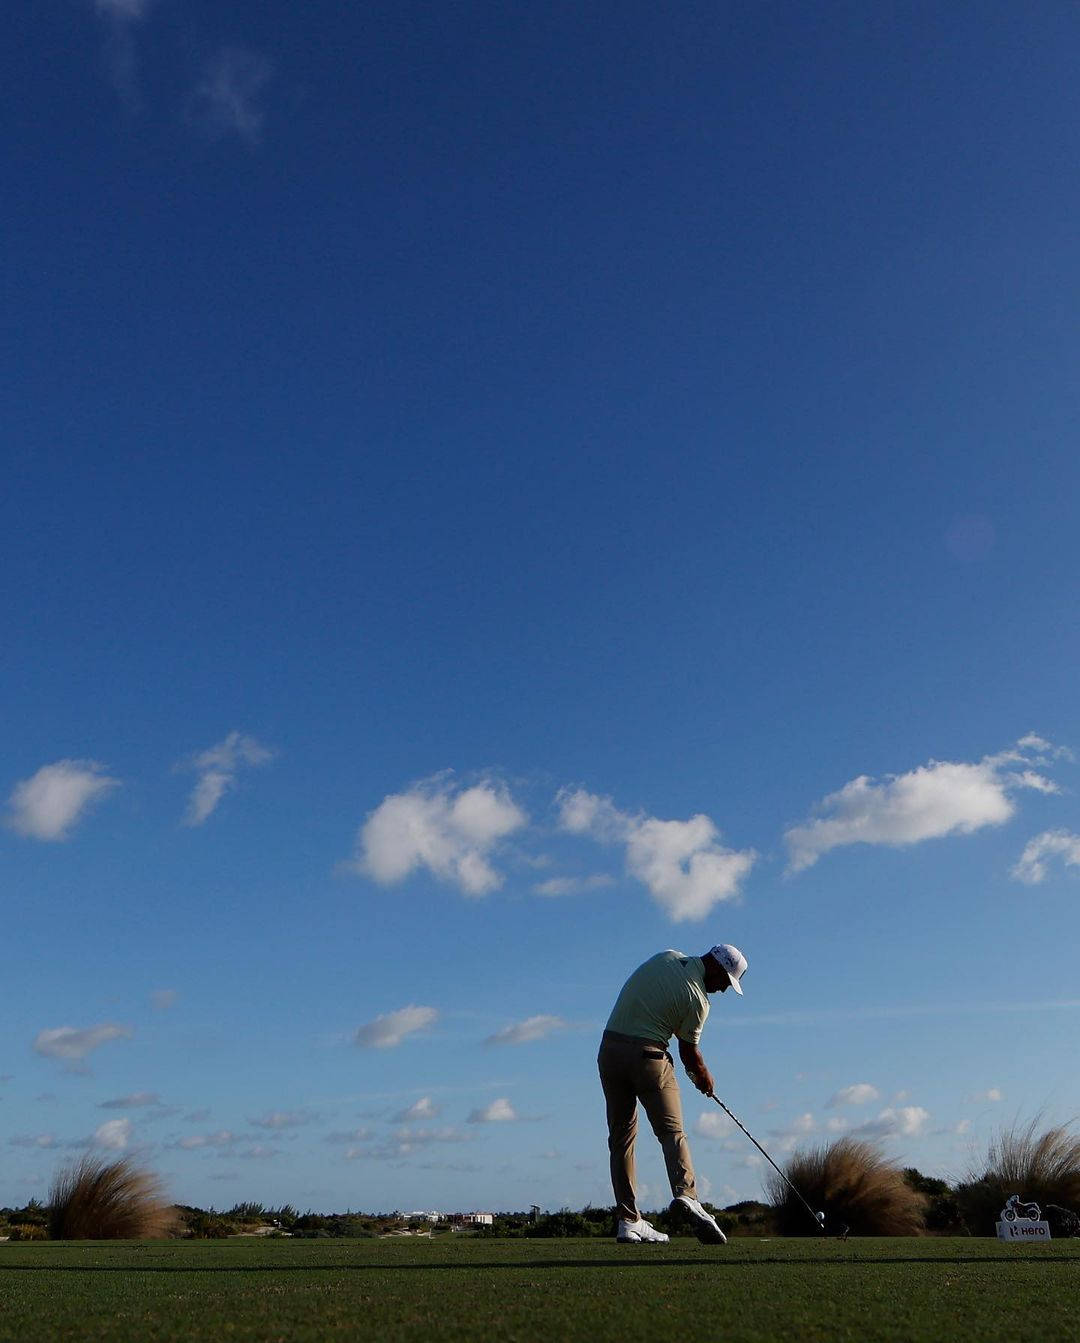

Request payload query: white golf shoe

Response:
[672,1195,727,1245]
[616,1217,669,1244]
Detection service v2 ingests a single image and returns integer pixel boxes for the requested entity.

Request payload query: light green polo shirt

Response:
[605,950,710,1047]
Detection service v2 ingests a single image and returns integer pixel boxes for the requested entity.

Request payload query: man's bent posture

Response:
[597,943,747,1244]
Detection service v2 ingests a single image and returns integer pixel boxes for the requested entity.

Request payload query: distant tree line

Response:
[7,1121,1080,1240]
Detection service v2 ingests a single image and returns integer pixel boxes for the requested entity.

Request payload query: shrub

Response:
[903,1169,966,1235]
[226,1202,266,1222]
[184,1212,240,1239]
[724,1200,777,1236]
[48,1157,177,1240]
[766,1138,926,1236]
[956,1120,1080,1236]
[8,1223,48,1241]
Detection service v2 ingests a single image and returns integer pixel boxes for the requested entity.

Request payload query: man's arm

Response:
[677,1039,714,1096]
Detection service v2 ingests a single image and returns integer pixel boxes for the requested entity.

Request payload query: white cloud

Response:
[826,1116,849,1132]
[532,874,615,897]
[9,1134,61,1150]
[967,1088,1003,1104]
[484,1015,567,1046]
[92,0,151,101]
[33,1023,133,1062]
[785,738,1061,873]
[176,1130,235,1150]
[827,1083,880,1108]
[556,788,756,922]
[325,1127,375,1145]
[188,48,273,145]
[180,731,274,826]
[7,760,119,841]
[558,791,626,841]
[853,1106,930,1139]
[248,1111,314,1130]
[468,1097,518,1123]
[1012,830,1080,885]
[343,1126,468,1161]
[394,1097,439,1123]
[354,1005,438,1049]
[99,1092,160,1110]
[94,1118,132,1150]
[389,1126,468,1151]
[934,1119,972,1137]
[350,775,526,897]
[95,0,151,16]
[1016,734,1074,762]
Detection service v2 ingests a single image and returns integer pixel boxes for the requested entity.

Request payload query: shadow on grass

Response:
[1,1254,1075,1274]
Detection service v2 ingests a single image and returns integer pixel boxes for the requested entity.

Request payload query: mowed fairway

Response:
[2,1236,1078,1343]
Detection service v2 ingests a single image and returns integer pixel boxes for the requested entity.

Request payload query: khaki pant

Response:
[597,1030,697,1223]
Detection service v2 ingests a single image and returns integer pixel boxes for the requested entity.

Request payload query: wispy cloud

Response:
[484,1015,568,1046]
[325,1127,375,1145]
[92,0,152,102]
[532,874,615,898]
[248,1110,315,1130]
[721,998,1080,1028]
[393,1097,440,1123]
[33,1023,133,1063]
[556,789,756,922]
[96,0,151,16]
[468,1097,518,1123]
[150,989,178,1011]
[966,1087,1003,1104]
[187,48,273,146]
[1012,830,1080,885]
[10,1133,63,1150]
[784,737,1062,873]
[99,1092,160,1110]
[826,1083,879,1108]
[349,774,527,897]
[7,760,120,841]
[354,1005,438,1049]
[174,1129,236,1150]
[338,1125,469,1161]
[179,731,274,826]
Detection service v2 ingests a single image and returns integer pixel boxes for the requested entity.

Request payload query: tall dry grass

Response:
[48,1156,177,1240]
[956,1119,1080,1236]
[766,1137,926,1236]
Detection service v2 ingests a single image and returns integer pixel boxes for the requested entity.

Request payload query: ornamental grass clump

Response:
[766,1137,926,1236]
[956,1120,1080,1236]
[48,1156,177,1240]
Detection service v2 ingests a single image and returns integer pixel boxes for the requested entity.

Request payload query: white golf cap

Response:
[706,943,748,995]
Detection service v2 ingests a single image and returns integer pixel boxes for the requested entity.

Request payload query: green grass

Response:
[2,1235,1077,1342]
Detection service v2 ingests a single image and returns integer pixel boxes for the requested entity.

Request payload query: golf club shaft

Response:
[709,1093,825,1234]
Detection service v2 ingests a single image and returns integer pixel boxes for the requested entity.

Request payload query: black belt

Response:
[602,1029,671,1057]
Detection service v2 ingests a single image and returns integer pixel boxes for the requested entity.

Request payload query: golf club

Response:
[708,1092,849,1240]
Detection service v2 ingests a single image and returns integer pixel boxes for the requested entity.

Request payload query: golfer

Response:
[598,943,748,1244]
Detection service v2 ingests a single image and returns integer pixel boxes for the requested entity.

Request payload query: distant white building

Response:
[458,1212,494,1226]
[407,1211,442,1223]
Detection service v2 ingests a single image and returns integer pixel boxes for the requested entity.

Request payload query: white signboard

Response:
[996,1195,1051,1242]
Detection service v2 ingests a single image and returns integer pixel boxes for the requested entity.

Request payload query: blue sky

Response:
[4,1,1080,1216]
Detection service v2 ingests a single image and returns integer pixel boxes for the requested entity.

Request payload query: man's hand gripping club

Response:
[678,1040,715,1096]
